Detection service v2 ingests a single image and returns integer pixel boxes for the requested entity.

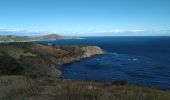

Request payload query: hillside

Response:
[0,43,103,77]
[0,34,75,42]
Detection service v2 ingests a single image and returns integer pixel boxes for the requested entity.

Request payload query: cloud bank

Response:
[0,28,170,36]
[0,28,48,36]
[76,29,170,36]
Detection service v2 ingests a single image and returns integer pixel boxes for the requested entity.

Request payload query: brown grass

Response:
[0,76,170,100]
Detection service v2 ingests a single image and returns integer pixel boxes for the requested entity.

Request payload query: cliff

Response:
[81,46,103,58]
[56,45,103,64]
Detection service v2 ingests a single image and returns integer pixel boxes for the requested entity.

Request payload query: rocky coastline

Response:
[0,42,103,77]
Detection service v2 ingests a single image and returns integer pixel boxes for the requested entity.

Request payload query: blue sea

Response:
[39,36,170,89]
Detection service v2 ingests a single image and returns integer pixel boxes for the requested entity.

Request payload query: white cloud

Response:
[73,29,146,36]
[91,29,145,33]
[0,28,48,36]
[0,28,170,36]
[75,29,170,36]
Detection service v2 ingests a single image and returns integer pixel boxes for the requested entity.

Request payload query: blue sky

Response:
[0,0,170,36]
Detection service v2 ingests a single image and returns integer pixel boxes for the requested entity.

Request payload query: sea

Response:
[38,36,170,90]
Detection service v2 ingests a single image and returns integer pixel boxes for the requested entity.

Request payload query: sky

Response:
[0,0,170,36]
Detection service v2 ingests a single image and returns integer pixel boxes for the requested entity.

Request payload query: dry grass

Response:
[0,76,170,100]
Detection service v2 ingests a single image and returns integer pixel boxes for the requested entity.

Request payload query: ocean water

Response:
[39,36,170,89]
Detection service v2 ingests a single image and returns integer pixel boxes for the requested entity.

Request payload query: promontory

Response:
[0,42,103,77]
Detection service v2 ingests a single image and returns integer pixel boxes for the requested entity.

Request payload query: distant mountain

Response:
[0,35,33,42]
[0,34,76,42]
[38,34,63,40]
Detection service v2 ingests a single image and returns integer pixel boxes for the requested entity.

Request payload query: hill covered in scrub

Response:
[0,34,78,42]
[0,76,170,100]
[0,43,103,77]
[0,43,170,100]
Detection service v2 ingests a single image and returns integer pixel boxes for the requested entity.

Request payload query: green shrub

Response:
[112,80,128,86]
[0,52,24,75]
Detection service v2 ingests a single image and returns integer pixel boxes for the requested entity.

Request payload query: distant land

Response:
[0,34,81,43]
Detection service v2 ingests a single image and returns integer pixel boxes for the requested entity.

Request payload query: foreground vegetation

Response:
[0,43,170,100]
[0,76,170,100]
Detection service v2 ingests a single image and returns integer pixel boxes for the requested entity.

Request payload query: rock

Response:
[81,46,103,58]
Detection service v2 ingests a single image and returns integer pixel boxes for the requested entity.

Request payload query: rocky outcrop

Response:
[81,46,103,58]
[56,45,103,64]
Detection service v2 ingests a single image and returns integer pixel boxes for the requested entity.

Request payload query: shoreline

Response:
[0,42,170,99]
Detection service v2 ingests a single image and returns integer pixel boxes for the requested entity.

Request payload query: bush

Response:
[112,80,128,86]
[0,52,24,75]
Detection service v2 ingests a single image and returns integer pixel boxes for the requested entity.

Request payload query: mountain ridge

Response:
[0,34,78,42]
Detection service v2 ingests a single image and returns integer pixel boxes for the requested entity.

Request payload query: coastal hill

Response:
[0,43,103,77]
[0,34,77,42]
[36,34,63,40]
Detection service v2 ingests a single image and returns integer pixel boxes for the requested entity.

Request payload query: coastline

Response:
[0,42,103,77]
[0,42,170,99]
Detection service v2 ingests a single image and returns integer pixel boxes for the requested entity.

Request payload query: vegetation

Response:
[0,76,170,100]
[0,52,23,75]
[0,34,73,42]
[0,43,89,78]
[0,36,31,42]
[112,80,128,86]
[0,43,170,100]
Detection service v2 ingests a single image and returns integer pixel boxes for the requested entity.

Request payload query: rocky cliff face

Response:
[56,45,103,64]
[81,46,103,58]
